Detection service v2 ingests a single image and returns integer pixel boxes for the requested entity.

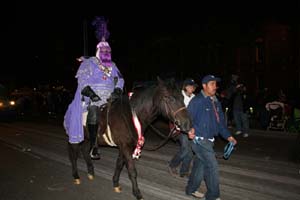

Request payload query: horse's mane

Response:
[158,78,181,95]
[129,78,183,128]
[130,78,180,105]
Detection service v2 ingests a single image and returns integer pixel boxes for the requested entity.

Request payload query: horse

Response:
[67,77,192,200]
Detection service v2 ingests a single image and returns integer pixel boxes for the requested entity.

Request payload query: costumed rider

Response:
[64,16,124,160]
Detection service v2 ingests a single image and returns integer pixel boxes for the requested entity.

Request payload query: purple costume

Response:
[63,17,124,144]
[64,57,124,144]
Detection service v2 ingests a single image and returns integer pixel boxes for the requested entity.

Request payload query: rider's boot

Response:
[88,124,100,160]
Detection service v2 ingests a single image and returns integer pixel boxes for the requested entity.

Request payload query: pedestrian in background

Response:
[233,84,251,137]
[168,78,197,178]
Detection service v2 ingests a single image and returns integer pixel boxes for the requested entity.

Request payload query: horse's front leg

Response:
[81,139,94,180]
[67,142,81,184]
[113,150,125,193]
[123,147,143,200]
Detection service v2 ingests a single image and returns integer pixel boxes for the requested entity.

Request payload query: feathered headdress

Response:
[92,16,111,61]
[91,16,110,43]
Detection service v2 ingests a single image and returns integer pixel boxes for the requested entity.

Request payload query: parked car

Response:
[0,96,17,120]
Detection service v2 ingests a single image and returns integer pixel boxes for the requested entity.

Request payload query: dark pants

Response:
[169,133,193,175]
[87,105,99,148]
[186,140,220,200]
[233,110,249,133]
[87,105,99,125]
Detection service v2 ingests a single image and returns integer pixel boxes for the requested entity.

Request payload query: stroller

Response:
[266,101,287,131]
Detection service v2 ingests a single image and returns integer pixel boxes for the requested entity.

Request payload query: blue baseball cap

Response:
[201,75,221,84]
[183,78,198,87]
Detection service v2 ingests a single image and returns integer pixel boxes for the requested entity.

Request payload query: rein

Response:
[141,102,187,151]
[164,100,187,125]
[173,106,186,118]
[143,125,179,151]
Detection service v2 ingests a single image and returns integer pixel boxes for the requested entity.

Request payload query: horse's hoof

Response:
[73,179,81,185]
[87,174,94,180]
[114,186,122,193]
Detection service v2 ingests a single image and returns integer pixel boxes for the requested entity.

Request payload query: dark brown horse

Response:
[67,78,192,200]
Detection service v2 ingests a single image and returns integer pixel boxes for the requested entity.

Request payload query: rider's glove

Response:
[81,86,101,102]
[111,88,123,101]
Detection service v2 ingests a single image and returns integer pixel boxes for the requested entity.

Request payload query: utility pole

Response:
[83,19,89,57]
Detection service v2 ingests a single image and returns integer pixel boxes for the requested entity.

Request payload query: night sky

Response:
[2,2,299,91]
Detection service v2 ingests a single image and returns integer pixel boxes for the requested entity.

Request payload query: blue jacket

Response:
[187,90,231,140]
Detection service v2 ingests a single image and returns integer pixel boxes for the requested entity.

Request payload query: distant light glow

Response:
[250,107,254,114]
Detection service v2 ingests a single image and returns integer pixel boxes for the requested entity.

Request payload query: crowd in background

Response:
[8,85,73,119]
[2,73,300,133]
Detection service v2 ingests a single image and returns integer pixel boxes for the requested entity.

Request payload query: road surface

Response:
[0,118,299,200]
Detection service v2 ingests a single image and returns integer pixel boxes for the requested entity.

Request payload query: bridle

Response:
[163,99,187,129]
[173,106,186,123]
[143,105,187,151]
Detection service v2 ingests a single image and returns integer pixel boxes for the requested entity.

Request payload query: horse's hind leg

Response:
[81,140,94,180]
[113,151,125,193]
[67,142,81,184]
[123,148,143,200]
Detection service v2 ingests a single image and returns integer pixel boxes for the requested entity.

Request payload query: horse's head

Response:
[153,77,192,133]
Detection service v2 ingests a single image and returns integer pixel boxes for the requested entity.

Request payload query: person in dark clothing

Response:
[232,84,251,137]
[168,78,197,178]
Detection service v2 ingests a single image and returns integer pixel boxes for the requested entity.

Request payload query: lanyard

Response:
[211,98,220,123]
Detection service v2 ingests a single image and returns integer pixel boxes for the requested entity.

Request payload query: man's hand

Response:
[188,128,195,140]
[227,136,237,145]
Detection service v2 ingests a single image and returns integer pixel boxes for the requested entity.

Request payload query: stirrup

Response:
[90,148,100,160]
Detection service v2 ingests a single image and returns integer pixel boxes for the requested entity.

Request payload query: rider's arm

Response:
[112,63,124,90]
[76,59,94,90]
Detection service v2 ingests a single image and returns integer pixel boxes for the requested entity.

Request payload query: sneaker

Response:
[243,133,249,137]
[188,197,220,200]
[167,166,178,176]
[191,191,205,198]
[235,130,242,135]
[179,172,190,178]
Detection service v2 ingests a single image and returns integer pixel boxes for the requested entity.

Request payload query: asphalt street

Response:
[0,116,299,200]
[0,140,137,200]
